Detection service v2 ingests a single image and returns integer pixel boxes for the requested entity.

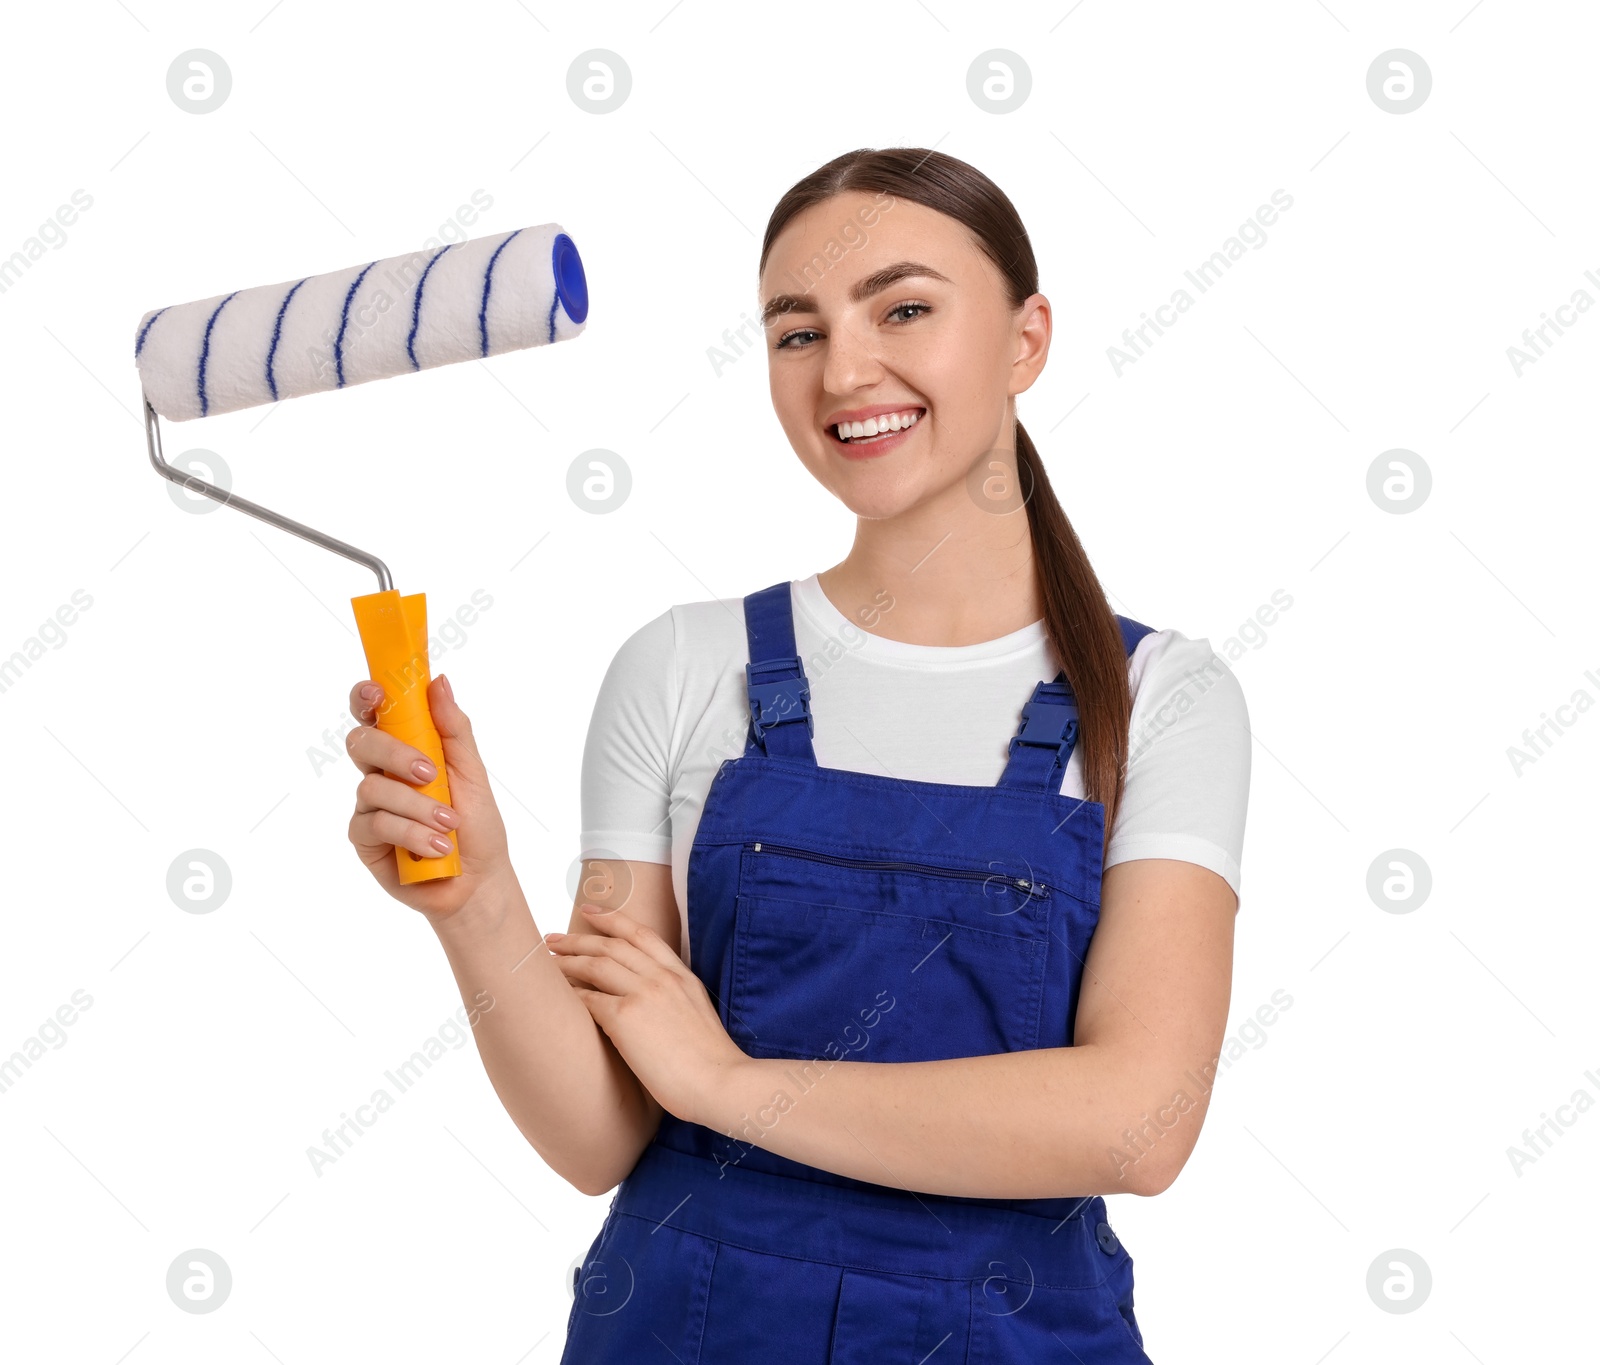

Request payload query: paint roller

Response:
[135,225,589,883]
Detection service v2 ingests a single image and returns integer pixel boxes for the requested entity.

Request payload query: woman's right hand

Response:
[345,672,514,925]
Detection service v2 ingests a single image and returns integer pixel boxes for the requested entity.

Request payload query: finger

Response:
[547,932,661,977]
[561,975,602,1002]
[427,673,479,757]
[348,679,384,725]
[346,720,443,785]
[352,769,448,824]
[428,674,489,787]
[553,953,638,996]
[349,770,457,862]
[344,725,381,778]
[349,803,458,863]
[579,904,684,972]
[569,984,611,1018]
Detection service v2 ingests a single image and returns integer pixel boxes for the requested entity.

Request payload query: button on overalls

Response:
[561,582,1158,1363]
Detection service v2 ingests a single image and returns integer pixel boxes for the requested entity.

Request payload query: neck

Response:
[817,463,1043,648]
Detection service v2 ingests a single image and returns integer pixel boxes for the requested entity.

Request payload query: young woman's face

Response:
[759,191,1048,521]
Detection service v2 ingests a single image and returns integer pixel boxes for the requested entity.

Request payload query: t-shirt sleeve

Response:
[1105,632,1251,903]
[578,607,677,866]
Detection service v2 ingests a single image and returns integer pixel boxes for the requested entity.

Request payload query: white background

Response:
[1,0,1595,1359]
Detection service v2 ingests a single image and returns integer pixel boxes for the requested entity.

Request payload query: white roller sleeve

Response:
[135,223,588,421]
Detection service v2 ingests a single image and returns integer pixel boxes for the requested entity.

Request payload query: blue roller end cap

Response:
[552,233,588,325]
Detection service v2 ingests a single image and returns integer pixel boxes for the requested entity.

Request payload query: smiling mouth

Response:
[829,407,925,444]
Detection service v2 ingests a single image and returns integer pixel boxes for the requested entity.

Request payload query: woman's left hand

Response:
[548,904,748,1128]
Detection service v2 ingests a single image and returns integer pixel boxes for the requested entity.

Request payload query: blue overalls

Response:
[562,581,1158,1363]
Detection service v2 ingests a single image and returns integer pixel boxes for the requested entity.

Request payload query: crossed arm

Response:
[543,855,1237,1201]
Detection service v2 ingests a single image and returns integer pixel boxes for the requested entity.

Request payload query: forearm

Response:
[696,1043,1202,1200]
[431,873,657,1195]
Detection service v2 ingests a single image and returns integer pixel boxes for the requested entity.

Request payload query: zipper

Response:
[747,841,1049,899]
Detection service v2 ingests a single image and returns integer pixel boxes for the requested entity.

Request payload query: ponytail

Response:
[1015,419,1135,849]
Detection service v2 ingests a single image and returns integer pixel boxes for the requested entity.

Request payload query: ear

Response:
[1010,292,1051,397]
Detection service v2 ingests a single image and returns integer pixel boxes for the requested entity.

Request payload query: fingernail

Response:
[580,903,602,913]
[412,759,436,781]
[546,932,564,942]
[360,683,381,703]
[429,835,452,854]
[433,806,458,829]
[439,673,454,703]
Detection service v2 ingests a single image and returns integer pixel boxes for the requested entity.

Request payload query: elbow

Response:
[539,1150,625,1198]
[1103,1118,1193,1196]
[1122,1141,1194,1197]
[561,1160,625,1197]
[1100,1068,1210,1196]
[565,1141,652,1196]
[547,1091,662,1196]
[1126,1157,1179,1197]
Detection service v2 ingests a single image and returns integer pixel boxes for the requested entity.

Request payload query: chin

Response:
[837,496,910,521]
[827,472,929,521]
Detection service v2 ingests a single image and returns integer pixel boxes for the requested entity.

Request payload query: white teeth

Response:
[835,409,921,441]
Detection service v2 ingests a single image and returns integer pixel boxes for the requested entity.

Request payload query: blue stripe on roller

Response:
[407,244,456,370]
[135,306,169,358]
[197,291,241,417]
[335,262,379,388]
[266,278,308,402]
[478,228,523,357]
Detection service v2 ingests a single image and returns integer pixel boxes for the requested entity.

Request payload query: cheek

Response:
[927,353,988,414]
[790,443,844,501]
[768,369,818,441]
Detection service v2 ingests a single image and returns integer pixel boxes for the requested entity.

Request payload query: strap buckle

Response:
[746,655,814,745]
[1007,683,1079,763]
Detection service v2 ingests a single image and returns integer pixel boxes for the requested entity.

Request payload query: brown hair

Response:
[759,147,1138,845]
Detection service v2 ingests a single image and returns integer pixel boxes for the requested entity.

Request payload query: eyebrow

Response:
[759,260,953,326]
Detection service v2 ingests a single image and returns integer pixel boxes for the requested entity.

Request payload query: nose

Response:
[821,310,888,398]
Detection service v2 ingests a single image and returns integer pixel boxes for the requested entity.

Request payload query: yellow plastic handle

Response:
[350,589,462,883]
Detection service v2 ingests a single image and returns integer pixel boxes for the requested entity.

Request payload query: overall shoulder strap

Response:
[1117,613,1157,657]
[997,613,1157,791]
[741,581,817,762]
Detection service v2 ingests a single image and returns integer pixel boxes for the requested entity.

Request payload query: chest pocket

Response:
[729,842,1052,1066]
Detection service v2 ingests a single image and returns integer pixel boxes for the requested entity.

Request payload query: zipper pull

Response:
[753,843,762,853]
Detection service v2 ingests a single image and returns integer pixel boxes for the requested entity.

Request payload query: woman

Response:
[344,147,1249,1362]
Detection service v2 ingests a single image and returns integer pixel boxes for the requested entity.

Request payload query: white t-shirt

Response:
[579,575,1251,969]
